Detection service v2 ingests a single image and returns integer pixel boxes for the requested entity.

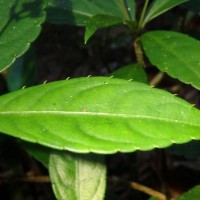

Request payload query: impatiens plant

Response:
[1,0,200,199]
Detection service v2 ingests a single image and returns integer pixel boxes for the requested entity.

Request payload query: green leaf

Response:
[6,47,37,91]
[84,15,125,43]
[177,185,200,199]
[0,77,200,153]
[111,64,148,84]
[148,197,156,200]
[49,152,106,200]
[46,0,136,26]
[22,142,50,168]
[141,31,200,90]
[0,0,46,72]
[23,144,106,200]
[143,0,188,26]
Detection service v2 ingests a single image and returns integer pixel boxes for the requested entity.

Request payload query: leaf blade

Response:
[143,0,188,26]
[46,0,136,26]
[141,31,200,90]
[84,14,125,43]
[0,77,200,153]
[111,64,148,83]
[49,152,106,200]
[0,0,46,72]
[177,185,200,199]
[22,142,50,168]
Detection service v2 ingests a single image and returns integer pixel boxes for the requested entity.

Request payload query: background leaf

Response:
[182,0,200,13]
[177,185,200,199]
[111,64,148,83]
[46,0,136,26]
[143,0,188,26]
[22,142,50,168]
[0,77,200,153]
[148,197,156,200]
[141,31,200,90]
[6,47,37,91]
[167,140,200,158]
[0,0,46,72]
[23,144,106,200]
[84,15,126,43]
[49,152,106,200]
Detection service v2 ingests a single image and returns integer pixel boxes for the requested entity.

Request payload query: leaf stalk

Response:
[138,0,150,30]
[133,38,145,67]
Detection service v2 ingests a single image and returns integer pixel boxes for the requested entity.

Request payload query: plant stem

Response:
[138,0,150,30]
[0,176,50,184]
[119,0,131,21]
[150,72,164,86]
[110,176,166,200]
[133,38,145,67]
[130,181,167,200]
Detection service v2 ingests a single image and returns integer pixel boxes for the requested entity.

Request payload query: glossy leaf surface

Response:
[0,77,200,153]
[0,0,45,72]
[143,0,187,26]
[46,0,135,26]
[141,31,200,90]
[49,152,106,200]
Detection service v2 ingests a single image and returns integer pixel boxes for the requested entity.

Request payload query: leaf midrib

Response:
[0,110,199,127]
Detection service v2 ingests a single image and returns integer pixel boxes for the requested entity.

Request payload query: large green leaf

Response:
[143,0,188,27]
[46,0,135,26]
[141,31,200,90]
[0,0,46,72]
[49,152,106,200]
[0,77,200,153]
[177,185,200,199]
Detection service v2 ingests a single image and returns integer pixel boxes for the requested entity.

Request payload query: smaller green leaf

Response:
[46,0,136,26]
[6,47,36,91]
[0,0,46,72]
[22,142,50,168]
[141,31,200,90]
[85,15,124,43]
[47,0,136,43]
[119,0,136,21]
[111,64,148,84]
[143,0,188,26]
[177,185,200,199]
[49,152,106,200]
